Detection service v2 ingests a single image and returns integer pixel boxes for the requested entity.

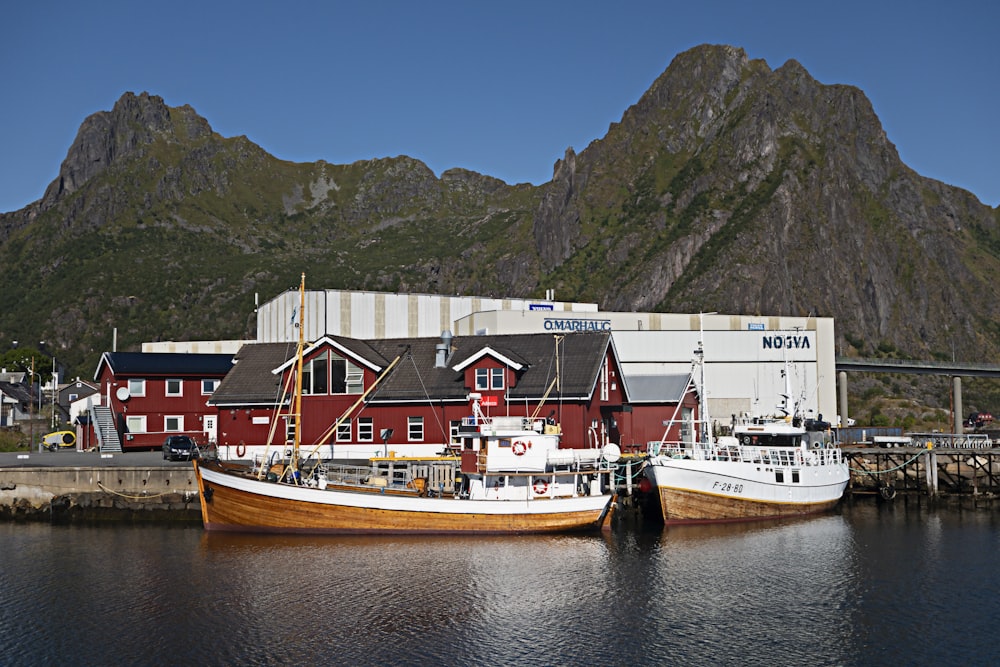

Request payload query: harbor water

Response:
[2,499,999,666]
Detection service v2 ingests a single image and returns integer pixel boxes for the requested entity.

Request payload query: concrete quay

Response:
[0,450,201,523]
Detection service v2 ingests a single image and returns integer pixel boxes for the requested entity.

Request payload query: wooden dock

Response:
[844,446,1000,499]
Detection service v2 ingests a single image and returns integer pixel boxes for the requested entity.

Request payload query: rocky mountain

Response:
[2,44,998,386]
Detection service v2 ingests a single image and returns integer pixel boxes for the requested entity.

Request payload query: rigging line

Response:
[408,351,448,442]
[257,348,297,479]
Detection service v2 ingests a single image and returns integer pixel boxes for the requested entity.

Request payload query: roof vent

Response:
[435,330,454,368]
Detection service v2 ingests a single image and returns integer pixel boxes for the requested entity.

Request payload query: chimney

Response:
[435,330,454,368]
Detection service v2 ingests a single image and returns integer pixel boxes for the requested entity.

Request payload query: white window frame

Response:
[408,416,424,442]
[128,378,146,397]
[357,417,373,442]
[125,415,146,433]
[164,415,184,432]
[490,368,504,390]
[202,379,219,395]
[336,418,352,442]
[345,361,364,395]
[165,379,183,397]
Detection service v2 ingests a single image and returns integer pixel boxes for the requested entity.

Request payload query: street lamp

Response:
[50,356,57,429]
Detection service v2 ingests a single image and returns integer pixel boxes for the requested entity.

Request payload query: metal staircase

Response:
[91,405,122,452]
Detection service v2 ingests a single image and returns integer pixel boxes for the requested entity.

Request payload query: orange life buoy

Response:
[512,441,527,456]
[533,479,549,495]
[236,442,246,457]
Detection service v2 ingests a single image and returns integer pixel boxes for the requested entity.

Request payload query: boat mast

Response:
[292,272,306,470]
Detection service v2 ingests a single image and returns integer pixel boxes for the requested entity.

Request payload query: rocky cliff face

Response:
[1,45,999,380]
[530,45,1000,361]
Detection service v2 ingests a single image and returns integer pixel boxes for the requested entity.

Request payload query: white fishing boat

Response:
[193,274,618,534]
[643,343,849,523]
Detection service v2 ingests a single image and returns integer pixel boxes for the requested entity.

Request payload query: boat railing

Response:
[649,441,844,467]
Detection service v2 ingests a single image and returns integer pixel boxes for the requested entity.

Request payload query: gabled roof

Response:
[94,352,235,380]
[210,331,612,406]
[274,335,391,375]
[0,381,32,403]
[366,332,610,403]
[209,343,297,406]
[451,345,528,372]
[621,373,693,403]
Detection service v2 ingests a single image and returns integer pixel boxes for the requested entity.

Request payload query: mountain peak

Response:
[41,92,212,206]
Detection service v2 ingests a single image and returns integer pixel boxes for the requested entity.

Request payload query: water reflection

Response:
[4,503,1000,666]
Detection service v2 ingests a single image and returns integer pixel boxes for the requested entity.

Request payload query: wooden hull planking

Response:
[657,485,843,524]
[194,461,614,535]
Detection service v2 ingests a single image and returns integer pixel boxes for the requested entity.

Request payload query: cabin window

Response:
[357,417,373,442]
[125,415,146,433]
[775,470,784,483]
[336,418,351,442]
[165,379,182,397]
[475,368,504,391]
[202,379,219,395]
[128,379,145,397]
[449,420,462,444]
[792,470,801,483]
[408,416,424,441]
[164,416,183,432]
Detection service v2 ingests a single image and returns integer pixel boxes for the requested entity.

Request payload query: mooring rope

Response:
[849,450,929,476]
[96,481,184,501]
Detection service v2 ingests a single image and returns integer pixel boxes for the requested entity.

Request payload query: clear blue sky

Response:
[2,0,997,214]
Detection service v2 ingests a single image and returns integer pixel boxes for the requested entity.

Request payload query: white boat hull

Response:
[645,456,849,523]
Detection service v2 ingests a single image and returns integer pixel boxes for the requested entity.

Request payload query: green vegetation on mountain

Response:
[2,45,999,418]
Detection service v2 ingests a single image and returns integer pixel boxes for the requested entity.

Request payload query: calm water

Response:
[2,500,999,666]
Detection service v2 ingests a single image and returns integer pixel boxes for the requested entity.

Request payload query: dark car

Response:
[162,435,199,461]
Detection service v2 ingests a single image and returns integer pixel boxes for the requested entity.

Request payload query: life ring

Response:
[236,442,246,457]
[512,441,527,456]
[533,479,549,495]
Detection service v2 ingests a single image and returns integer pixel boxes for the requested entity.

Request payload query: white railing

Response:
[648,441,844,467]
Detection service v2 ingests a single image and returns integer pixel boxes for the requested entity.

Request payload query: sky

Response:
[2,0,998,214]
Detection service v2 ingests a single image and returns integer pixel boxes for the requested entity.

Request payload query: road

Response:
[0,449,197,469]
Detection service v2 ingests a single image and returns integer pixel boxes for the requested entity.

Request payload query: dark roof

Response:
[209,343,297,405]
[95,352,235,380]
[367,331,609,402]
[210,332,611,406]
[0,381,32,403]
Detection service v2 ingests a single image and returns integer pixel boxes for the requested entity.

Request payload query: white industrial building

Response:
[255,289,837,423]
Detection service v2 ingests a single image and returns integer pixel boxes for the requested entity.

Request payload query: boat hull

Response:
[194,461,614,535]
[646,458,848,524]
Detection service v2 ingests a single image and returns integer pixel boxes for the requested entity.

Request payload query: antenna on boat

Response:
[697,312,716,444]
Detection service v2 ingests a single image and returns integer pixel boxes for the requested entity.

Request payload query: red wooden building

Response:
[206,331,697,460]
[92,352,235,451]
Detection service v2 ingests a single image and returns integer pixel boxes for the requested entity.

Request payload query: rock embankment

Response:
[0,464,201,523]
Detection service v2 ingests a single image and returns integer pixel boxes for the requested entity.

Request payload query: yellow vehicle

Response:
[43,430,76,451]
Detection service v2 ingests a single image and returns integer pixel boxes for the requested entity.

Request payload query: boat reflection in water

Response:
[5,503,1000,665]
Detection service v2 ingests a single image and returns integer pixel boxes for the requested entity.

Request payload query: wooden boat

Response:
[643,344,849,523]
[193,274,618,534]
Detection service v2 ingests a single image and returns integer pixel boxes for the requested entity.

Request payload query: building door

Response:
[203,415,217,444]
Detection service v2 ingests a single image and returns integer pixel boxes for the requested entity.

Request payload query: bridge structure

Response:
[835,357,1000,435]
